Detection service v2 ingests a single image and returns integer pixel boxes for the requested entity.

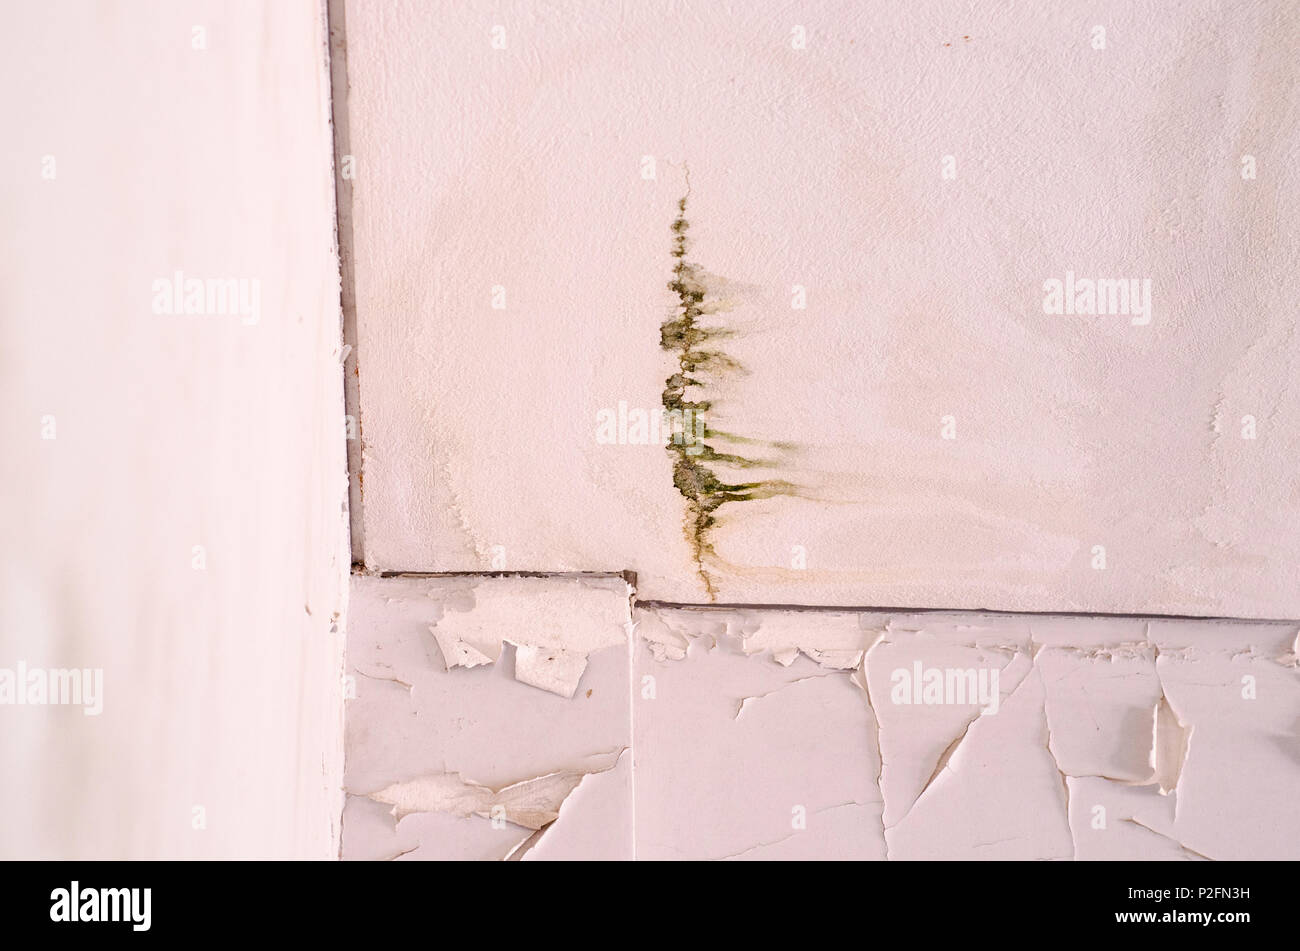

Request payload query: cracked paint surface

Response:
[344,576,1300,860]
[343,574,635,860]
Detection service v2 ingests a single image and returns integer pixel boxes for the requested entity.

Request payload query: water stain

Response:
[659,191,796,598]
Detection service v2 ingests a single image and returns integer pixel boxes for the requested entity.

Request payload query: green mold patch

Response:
[659,193,796,598]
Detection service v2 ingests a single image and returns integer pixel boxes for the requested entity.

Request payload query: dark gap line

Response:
[326,0,365,567]
[636,598,1299,626]
[360,567,1298,625]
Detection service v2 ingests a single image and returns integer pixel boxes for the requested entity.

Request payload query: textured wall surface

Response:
[0,0,349,858]
[344,0,1300,616]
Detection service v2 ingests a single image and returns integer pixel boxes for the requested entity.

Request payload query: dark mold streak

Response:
[660,190,795,599]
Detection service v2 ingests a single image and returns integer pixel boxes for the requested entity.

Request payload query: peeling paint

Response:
[365,749,626,831]
[345,575,1300,860]
[1151,695,1190,796]
[421,575,630,696]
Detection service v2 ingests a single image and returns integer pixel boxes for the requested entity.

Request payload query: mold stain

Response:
[660,191,795,599]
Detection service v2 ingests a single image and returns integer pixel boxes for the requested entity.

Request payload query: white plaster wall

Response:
[344,0,1300,617]
[0,1,349,858]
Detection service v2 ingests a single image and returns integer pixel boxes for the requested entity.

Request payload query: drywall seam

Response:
[371,569,635,581]
[326,0,365,566]
[362,568,1300,625]
[621,608,637,862]
[637,598,1300,625]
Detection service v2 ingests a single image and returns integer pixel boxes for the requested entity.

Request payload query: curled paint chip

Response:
[367,749,626,831]
[514,645,589,698]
